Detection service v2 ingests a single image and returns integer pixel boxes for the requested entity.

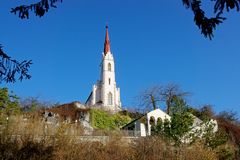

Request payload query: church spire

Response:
[104,25,111,55]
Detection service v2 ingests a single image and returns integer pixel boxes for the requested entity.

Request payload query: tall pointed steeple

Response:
[86,26,121,113]
[104,26,111,55]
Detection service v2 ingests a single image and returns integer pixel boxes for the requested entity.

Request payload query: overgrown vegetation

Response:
[90,109,131,130]
[0,115,221,160]
[1,87,240,159]
[0,88,21,124]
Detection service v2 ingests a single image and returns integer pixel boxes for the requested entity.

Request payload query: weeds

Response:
[0,114,234,160]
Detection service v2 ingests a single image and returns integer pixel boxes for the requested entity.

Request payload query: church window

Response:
[108,92,113,105]
[109,78,111,85]
[108,63,111,71]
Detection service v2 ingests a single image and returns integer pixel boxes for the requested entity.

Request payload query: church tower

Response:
[86,26,121,112]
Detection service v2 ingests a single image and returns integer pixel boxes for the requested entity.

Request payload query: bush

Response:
[90,109,131,130]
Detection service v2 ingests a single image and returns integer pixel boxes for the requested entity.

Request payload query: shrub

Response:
[90,109,131,130]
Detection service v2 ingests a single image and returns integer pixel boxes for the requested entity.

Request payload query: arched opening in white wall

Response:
[108,63,111,71]
[108,92,113,105]
[109,78,111,85]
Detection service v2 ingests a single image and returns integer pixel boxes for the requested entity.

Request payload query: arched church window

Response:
[108,63,111,71]
[109,78,111,85]
[108,92,113,105]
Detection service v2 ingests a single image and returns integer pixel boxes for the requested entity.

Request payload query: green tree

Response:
[0,88,21,123]
[151,97,194,145]
[165,111,193,144]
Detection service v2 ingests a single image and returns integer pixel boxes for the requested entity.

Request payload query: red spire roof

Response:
[104,25,111,55]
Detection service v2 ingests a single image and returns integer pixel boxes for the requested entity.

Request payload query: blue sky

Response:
[1,1,240,114]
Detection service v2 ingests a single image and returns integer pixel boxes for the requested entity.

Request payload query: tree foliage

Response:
[11,0,63,19]
[1,1,62,82]
[90,109,131,130]
[118,109,144,120]
[0,88,21,123]
[0,45,32,83]
[151,97,194,145]
[187,105,215,121]
[216,112,240,151]
[182,0,240,39]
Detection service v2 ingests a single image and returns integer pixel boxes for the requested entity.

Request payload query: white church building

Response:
[85,26,122,112]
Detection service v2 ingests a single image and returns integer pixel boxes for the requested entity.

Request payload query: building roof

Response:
[46,102,89,120]
[104,25,111,55]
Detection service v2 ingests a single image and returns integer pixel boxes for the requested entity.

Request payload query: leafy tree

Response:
[0,88,21,123]
[165,101,194,144]
[151,97,194,145]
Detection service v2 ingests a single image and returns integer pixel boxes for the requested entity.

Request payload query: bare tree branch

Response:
[160,84,189,114]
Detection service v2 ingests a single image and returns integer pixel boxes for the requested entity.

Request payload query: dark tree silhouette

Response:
[11,0,63,19]
[1,0,239,83]
[0,45,32,83]
[9,0,240,39]
[6,0,240,39]
[182,0,240,39]
[0,0,62,83]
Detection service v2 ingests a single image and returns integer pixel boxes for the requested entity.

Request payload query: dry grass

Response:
[0,115,221,160]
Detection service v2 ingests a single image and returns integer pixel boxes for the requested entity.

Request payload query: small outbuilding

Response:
[122,108,171,137]
[122,108,218,138]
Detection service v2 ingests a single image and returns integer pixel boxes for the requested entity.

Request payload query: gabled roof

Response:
[46,102,89,119]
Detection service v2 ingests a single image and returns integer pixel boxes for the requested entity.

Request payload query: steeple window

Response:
[108,63,111,71]
[108,92,113,105]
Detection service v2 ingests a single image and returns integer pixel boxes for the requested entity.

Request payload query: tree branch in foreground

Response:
[0,45,32,83]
